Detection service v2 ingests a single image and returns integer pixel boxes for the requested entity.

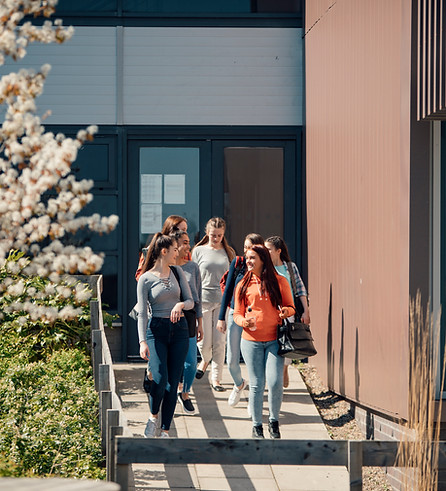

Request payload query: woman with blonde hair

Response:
[192,217,235,391]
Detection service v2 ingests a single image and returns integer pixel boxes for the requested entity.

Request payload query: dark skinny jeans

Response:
[147,317,189,431]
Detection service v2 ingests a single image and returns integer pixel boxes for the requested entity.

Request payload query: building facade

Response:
[305,0,445,488]
[2,1,306,359]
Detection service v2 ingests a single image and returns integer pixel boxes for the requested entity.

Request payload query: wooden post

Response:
[348,440,363,490]
[91,329,102,391]
[100,391,112,456]
[106,410,120,481]
[115,461,130,491]
[99,364,111,392]
[90,299,100,329]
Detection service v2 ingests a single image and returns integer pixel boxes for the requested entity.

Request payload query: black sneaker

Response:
[268,421,281,439]
[178,393,195,415]
[252,425,264,439]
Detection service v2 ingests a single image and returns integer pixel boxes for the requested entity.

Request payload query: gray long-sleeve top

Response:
[181,260,203,319]
[136,265,194,343]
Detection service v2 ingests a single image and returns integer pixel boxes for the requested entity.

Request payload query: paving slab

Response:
[114,362,350,490]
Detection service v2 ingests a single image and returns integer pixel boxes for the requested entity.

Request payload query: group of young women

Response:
[135,215,310,439]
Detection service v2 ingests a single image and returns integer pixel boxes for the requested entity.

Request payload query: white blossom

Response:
[0,1,119,324]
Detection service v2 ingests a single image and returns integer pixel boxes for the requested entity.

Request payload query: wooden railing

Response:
[109,437,446,491]
[88,275,132,484]
[88,276,446,491]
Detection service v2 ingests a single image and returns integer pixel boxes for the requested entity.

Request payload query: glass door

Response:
[126,139,211,358]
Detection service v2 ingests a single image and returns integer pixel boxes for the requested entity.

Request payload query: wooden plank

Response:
[106,410,120,481]
[99,364,111,392]
[115,438,348,466]
[100,391,112,456]
[348,441,363,490]
[361,440,399,467]
[91,329,102,391]
[109,426,123,485]
[115,463,130,491]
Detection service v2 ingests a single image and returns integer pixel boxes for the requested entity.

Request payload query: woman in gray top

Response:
[137,233,194,438]
[173,230,203,415]
[192,217,235,391]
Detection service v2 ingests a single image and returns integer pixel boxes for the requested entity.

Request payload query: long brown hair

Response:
[194,217,235,262]
[140,233,176,276]
[161,215,187,235]
[245,233,264,247]
[237,245,282,308]
[265,235,291,263]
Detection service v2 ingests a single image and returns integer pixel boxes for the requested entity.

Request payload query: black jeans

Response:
[147,317,189,431]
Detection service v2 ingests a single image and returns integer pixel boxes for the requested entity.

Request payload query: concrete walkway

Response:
[113,363,349,491]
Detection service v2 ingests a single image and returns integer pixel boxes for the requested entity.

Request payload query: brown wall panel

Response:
[305,0,412,418]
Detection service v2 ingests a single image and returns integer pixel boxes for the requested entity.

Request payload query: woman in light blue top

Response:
[137,233,193,438]
[264,236,310,388]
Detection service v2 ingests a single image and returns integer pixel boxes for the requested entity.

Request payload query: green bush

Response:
[0,252,105,479]
[0,349,104,478]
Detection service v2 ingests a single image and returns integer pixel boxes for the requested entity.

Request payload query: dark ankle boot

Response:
[268,420,281,439]
[252,425,264,439]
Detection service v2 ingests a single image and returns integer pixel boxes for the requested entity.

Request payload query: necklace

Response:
[253,275,267,301]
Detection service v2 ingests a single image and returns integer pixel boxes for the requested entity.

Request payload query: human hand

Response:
[243,317,256,329]
[196,320,203,342]
[216,320,226,333]
[301,310,310,324]
[279,307,290,319]
[170,303,183,323]
[139,341,150,361]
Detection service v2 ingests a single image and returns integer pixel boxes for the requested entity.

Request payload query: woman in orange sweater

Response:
[233,245,295,439]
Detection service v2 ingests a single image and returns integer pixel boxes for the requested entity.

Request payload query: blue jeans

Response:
[182,336,197,393]
[226,309,244,387]
[241,338,284,427]
[147,317,189,431]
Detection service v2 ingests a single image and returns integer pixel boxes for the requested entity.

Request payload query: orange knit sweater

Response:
[233,273,295,342]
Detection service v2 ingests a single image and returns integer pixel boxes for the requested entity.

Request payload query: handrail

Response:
[86,275,131,487]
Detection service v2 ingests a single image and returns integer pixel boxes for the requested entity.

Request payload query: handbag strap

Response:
[169,265,184,302]
[286,262,298,297]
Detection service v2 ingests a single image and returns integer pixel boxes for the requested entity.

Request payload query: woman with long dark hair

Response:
[233,245,295,439]
[217,233,265,407]
[137,233,194,438]
[192,217,235,391]
[265,235,310,388]
[172,229,203,415]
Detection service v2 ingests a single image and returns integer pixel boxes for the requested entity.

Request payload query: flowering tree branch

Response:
[0,0,119,323]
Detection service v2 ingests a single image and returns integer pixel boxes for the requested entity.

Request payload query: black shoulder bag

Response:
[170,266,197,338]
[277,317,317,360]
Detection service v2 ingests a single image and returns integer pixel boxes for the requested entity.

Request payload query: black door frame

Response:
[124,127,303,359]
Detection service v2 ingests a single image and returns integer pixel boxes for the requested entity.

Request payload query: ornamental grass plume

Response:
[397,294,444,490]
[0,0,118,323]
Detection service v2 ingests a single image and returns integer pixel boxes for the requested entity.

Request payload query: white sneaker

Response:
[158,431,169,438]
[228,379,247,407]
[144,417,158,438]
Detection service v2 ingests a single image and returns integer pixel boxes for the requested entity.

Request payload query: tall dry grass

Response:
[397,294,444,490]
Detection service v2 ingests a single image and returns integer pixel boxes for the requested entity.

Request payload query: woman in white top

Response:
[192,217,235,391]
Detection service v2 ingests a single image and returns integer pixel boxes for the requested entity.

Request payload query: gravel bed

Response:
[298,363,393,490]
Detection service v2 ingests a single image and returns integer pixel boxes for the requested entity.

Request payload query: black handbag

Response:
[277,318,317,360]
[170,266,196,337]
